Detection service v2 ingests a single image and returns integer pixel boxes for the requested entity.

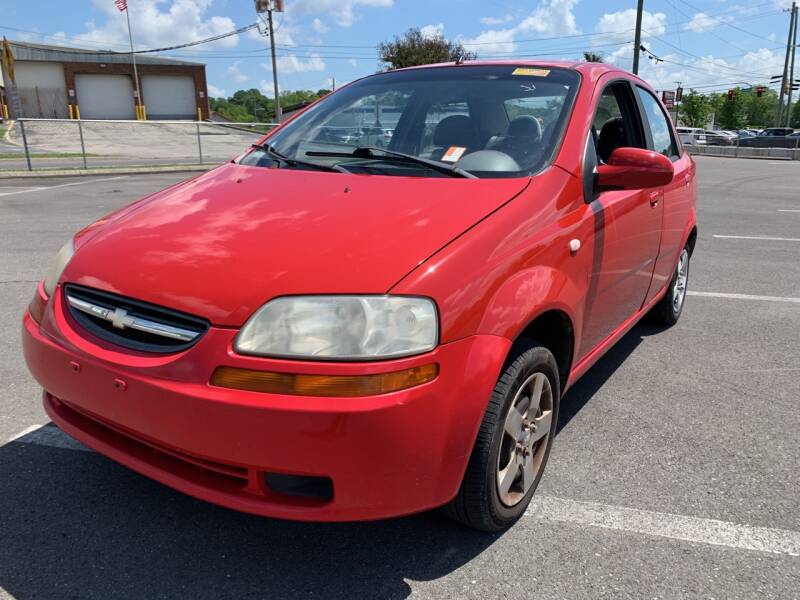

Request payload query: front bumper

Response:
[22,286,510,521]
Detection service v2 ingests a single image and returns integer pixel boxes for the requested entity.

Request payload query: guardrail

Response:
[4,118,279,172]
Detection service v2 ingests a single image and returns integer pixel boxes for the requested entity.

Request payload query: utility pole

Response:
[632,0,644,75]
[776,1,796,126]
[785,3,798,128]
[255,0,283,122]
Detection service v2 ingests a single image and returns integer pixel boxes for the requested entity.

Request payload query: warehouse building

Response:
[0,40,209,120]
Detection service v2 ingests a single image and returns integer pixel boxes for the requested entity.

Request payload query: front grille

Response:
[63,284,209,353]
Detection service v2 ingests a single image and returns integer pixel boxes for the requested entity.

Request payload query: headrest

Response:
[433,115,477,148]
[507,115,542,140]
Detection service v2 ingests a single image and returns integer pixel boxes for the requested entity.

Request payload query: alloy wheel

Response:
[496,372,554,507]
[673,248,689,314]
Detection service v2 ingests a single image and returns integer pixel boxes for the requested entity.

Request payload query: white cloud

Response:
[517,0,580,36]
[207,84,226,98]
[462,29,517,54]
[420,23,445,39]
[264,54,326,74]
[604,44,784,93]
[75,0,239,51]
[225,61,248,83]
[480,14,512,26]
[595,8,667,43]
[348,58,359,67]
[259,80,275,96]
[684,12,729,33]
[462,0,581,57]
[312,18,329,33]
[287,0,393,27]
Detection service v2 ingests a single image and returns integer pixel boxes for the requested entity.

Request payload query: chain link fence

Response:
[1,118,279,172]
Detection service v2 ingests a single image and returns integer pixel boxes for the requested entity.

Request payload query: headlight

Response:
[43,240,75,297]
[235,296,438,360]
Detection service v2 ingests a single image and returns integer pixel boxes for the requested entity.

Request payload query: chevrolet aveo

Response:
[22,61,696,531]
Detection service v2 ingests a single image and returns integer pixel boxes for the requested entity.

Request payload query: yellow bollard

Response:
[141,104,147,120]
[68,104,74,119]
[74,105,81,119]
[196,106,202,122]
[3,103,10,119]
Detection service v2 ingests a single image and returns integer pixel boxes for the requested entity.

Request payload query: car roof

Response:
[385,59,644,84]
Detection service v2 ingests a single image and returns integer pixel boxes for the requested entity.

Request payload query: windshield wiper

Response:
[305,146,476,178]
[250,143,350,173]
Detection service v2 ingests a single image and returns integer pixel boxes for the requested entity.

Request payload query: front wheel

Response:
[649,245,690,326]
[442,344,560,531]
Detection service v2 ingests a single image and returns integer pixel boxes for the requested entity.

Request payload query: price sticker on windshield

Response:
[441,146,467,162]
[512,67,550,77]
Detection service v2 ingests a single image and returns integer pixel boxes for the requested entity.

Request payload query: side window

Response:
[592,82,643,164]
[636,87,680,159]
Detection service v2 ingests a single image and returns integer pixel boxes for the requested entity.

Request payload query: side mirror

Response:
[595,147,674,191]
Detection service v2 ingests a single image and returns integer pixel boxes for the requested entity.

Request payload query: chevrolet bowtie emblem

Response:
[109,307,136,330]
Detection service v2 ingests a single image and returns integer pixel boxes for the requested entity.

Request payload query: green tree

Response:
[379,28,477,70]
[791,99,800,128]
[742,87,778,128]
[678,90,711,128]
[582,52,604,62]
[716,88,747,130]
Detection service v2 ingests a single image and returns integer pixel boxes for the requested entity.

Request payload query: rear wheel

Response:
[443,344,560,531]
[649,245,690,326]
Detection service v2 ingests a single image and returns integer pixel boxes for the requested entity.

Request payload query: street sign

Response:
[662,90,676,109]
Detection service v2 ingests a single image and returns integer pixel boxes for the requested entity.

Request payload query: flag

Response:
[115,0,127,12]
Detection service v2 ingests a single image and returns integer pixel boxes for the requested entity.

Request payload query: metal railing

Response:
[3,118,279,172]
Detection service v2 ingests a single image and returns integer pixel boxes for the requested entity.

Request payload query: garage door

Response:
[75,74,136,120]
[142,75,196,120]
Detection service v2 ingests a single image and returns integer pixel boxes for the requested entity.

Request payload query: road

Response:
[1,157,799,599]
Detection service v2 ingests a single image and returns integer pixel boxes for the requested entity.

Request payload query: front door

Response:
[579,78,664,358]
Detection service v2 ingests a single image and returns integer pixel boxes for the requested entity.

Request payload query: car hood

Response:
[64,163,529,326]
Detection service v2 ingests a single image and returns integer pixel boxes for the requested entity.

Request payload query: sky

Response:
[1,0,797,98]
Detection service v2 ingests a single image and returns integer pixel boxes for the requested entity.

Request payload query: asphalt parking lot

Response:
[1,156,799,599]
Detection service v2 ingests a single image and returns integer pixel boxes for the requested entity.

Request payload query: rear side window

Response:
[636,87,679,159]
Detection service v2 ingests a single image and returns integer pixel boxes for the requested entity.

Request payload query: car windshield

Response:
[240,65,580,178]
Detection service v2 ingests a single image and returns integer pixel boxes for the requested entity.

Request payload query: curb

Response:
[0,164,215,179]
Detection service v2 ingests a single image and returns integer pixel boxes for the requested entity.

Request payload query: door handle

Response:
[648,191,661,207]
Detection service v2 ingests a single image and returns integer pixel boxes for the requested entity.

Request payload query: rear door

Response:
[578,77,663,357]
[634,85,693,305]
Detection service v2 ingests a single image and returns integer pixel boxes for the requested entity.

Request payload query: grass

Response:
[0,126,6,138]
[0,152,98,159]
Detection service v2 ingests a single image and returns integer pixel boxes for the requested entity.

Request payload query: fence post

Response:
[196,122,203,164]
[19,120,33,172]
[77,119,88,169]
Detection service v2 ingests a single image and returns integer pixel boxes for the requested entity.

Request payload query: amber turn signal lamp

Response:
[28,286,48,324]
[210,363,439,397]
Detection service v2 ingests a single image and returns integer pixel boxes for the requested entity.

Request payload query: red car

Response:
[22,61,696,531]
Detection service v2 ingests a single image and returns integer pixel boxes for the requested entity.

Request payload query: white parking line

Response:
[528,496,800,557]
[713,234,800,242]
[688,291,800,303]
[5,423,42,443]
[0,175,128,197]
[4,423,89,452]
[8,424,800,555]
[777,209,800,213]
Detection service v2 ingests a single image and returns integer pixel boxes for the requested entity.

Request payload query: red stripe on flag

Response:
[115,0,127,11]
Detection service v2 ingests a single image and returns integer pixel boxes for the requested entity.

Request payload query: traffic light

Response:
[675,87,683,101]
[727,89,734,101]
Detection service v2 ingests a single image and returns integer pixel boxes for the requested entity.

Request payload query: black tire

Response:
[442,344,560,531]
[649,244,691,326]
